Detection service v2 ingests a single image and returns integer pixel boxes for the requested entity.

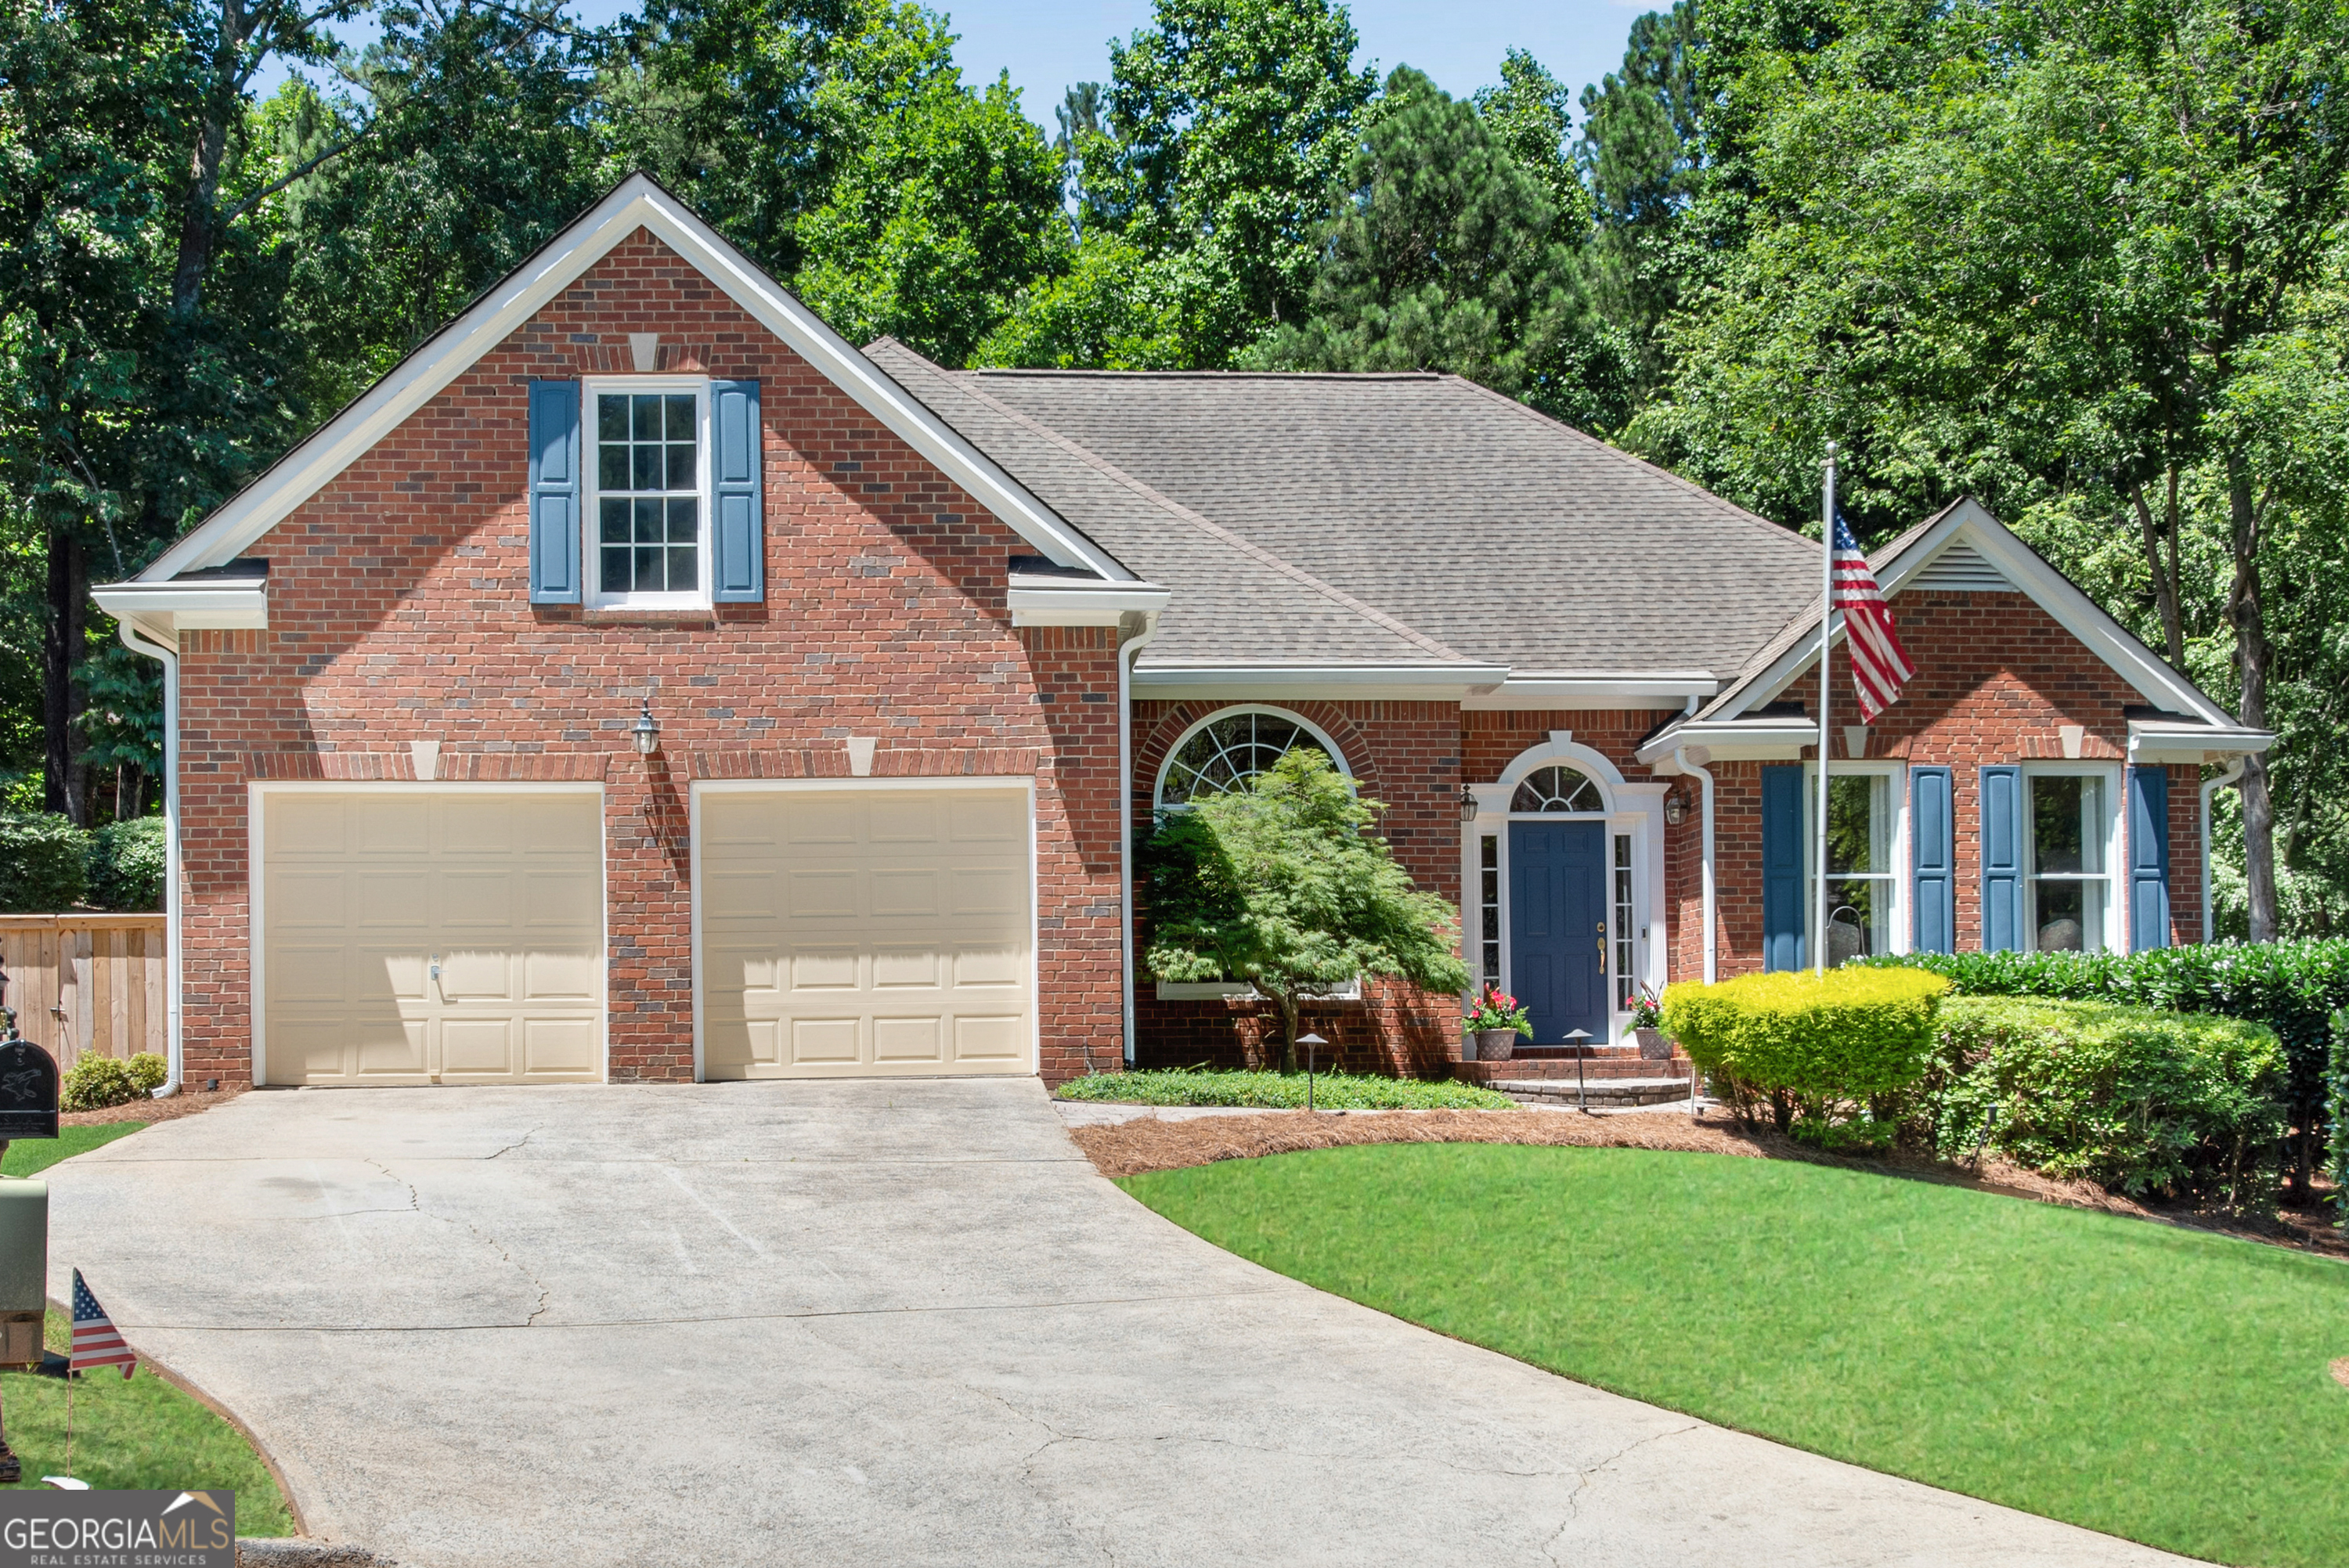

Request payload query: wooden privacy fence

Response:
[0,914,167,1069]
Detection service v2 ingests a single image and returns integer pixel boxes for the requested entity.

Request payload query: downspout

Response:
[117,620,182,1098]
[1672,697,1719,984]
[2200,755,2248,946]
[1117,611,1162,1066]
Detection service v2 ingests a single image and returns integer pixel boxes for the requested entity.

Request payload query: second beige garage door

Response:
[698,787,1034,1078]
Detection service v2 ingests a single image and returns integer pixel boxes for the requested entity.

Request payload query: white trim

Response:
[139,175,1128,584]
[1117,615,1161,1065]
[1155,978,1363,1002]
[1009,577,1170,628]
[687,776,1042,1081]
[91,579,267,635]
[1152,705,1353,808]
[2128,719,2274,764]
[1131,663,1510,703]
[1635,716,1817,765]
[1727,502,2239,731]
[1494,734,1629,802]
[247,780,610,1089]
[2017,761,2125,954]
[1802,759,1911,959]
[2201,756,2247,944]
[1463,672,1717,711]
[582,376,713,609]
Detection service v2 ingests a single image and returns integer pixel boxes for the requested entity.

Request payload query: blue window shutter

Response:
[1979,765,2023,951]
[1761,764,1806,971]
[1911,766,1954,953]
[710,380,763,603]
[527,380,581,604]
[2128,766,2172,951]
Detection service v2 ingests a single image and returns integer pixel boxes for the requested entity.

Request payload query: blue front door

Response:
[1509,821,1609,1044]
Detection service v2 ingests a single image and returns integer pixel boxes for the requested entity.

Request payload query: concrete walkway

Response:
[46,1082,2188,1567]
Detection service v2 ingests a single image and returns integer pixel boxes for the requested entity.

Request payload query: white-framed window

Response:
[2026,766,2120,952]
[1806,762,1906,962]
[1153,707,1348,807]
[586,377,711,607]
[1613,832,1636,1010]
[1478,834,1501,985]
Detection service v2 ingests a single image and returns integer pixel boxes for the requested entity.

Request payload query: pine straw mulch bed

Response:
[62,1084,246,1126]
[1070,1107,2349,1260]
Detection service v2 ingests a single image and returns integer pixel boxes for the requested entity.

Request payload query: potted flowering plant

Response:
[1630,983,1672,1059]
[1462,986,1531,1062]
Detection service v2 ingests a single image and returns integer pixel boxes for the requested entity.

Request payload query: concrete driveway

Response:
[46,1081,2186,1566]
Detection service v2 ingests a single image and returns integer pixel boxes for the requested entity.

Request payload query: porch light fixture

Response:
[631,697,661,757]
[1459,784,1478,823]
[1664,787,1689,826]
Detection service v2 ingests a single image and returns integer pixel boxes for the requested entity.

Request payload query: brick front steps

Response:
[1486,1076,1697,1109]
[1453,1050,1692,1084]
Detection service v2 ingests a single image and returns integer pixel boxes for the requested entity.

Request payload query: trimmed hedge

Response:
[1909,997,2283,1206]
[1862,942,2349,1192]
[1662,968,1951,1141]
[61,1053,142,1112]
[0,813,88,912]
[86,817,165,910]
[1054,1069,1513,1110]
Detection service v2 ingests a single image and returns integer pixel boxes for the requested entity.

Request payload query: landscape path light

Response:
[1564,1028,1593,1114]
[1299,1032,1326,1112]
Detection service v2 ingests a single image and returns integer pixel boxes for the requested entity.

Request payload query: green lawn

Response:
[1122,1143,2349,1568]
[0,1120,294,1533]
[3,1122,143,1177]
[1056,1068,1512,1109]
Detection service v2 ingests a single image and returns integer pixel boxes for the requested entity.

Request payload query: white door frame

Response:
[687,776,1042,1082]
[247,780,609,1087]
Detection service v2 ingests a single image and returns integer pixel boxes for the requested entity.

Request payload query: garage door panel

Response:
[704,870,775,921]
[872,1015,944,1062]
[262,790,603,1087]
[699,787,1030,1079]
[786,870,857,919]
[871,949,940,989]
[868,869,938,916]
[439,1017,514,1076]
[953,1015,1023,1062]
[523,1018,599,1076]
[790,1017,861,1065]
[352,796,430,854]
[789,948,858,992]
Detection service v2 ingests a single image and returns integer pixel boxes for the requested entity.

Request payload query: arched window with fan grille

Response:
[1510,765,1607,814]
[1155,708,1348,807]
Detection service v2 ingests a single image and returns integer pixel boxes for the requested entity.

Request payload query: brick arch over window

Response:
[1134,701,1383,816]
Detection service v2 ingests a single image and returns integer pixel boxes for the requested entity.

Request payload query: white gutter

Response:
[1118,614,1163,1065]
[1006,577,1170,627]
[114,620,182,1098]
[2200,755,2248,945]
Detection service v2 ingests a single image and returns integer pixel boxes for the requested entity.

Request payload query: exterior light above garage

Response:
[632,697,661,757]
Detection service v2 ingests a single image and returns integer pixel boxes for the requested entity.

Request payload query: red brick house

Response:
[92,177,2271,1094]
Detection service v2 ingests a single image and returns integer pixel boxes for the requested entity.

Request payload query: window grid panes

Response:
[1510,766,1604,813]
[2030,773,2109,953]
[1613,833,1635,1011]
[1814,772,1893,963]
[596,391,700,597]
[1480,836,1501,984]
[1159,712,1333,805]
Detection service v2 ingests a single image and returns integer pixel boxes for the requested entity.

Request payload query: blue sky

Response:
[262,0,1651,131]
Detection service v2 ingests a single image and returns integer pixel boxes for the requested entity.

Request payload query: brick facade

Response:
[175,229,1125,1087]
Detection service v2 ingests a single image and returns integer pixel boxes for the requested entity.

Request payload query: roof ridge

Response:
[1434,375,1822,558]
[962,368,1446,382]
[934,367,1478,665]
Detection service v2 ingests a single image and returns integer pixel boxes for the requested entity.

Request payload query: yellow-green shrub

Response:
[1662,967,1951,1137]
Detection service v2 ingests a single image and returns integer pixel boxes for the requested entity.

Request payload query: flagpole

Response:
[1817,442,1835,977]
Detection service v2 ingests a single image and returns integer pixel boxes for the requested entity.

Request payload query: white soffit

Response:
[1132,661,1510,701]
[142,175,1125,584]
[91,578,268,640]
[1463,671,1719,711]
[1005,575,1169,626]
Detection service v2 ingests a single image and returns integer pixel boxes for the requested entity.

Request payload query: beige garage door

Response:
[699,787,1033,1078]
[260,790,604,1086]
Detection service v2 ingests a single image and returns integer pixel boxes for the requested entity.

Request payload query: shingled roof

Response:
[868,340,1822,681]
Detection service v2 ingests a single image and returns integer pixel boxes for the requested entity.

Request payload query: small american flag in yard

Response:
[70,1270,135,1380]
[1832,511,1916,722]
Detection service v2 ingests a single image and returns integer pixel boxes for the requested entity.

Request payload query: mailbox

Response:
[0,1038,59,1141]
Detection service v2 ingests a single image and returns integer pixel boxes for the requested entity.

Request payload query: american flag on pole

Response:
[1831,511,1916,722]
[70,1270,136,1380]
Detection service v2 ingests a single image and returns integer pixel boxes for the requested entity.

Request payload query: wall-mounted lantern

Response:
[631,697,661,757]
[1458,784,1479,823]
[1663,787,1689,826]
